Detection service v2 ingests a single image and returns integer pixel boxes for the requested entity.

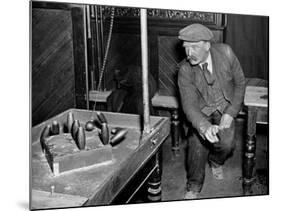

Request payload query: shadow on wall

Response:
[107,65,157,115]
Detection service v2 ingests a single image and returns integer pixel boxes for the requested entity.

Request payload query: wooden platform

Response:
[43,132,113,176]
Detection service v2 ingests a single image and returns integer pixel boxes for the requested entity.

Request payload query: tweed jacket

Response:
[178,43,246,135]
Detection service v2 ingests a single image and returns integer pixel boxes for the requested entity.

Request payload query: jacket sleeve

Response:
[178,64,211,135]
[223,45,246,118]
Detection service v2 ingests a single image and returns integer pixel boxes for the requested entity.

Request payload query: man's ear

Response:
[204,41,211,51]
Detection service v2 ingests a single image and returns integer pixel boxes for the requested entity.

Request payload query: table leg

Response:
[147,152,162,202]
[243,106,257,195]
[171,109,180,157]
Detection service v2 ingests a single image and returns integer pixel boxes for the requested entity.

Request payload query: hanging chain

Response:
[93,7,115,111]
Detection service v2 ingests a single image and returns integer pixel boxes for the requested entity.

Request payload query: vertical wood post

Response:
[140,8,150,134]
[83,5,89,109]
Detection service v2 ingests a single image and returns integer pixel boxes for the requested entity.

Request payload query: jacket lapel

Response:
[192,65,208,102]
[210,46,231,101]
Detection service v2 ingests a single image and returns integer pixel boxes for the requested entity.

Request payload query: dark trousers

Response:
[185,111,236,192]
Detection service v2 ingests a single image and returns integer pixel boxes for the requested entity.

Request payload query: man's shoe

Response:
[183,191,199,200]
[209,161,224,180]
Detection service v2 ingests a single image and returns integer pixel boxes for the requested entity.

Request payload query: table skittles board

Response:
[37,109,129,176]
[31,109,170,209]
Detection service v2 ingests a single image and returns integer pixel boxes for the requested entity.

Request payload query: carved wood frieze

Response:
[99,6,219,24]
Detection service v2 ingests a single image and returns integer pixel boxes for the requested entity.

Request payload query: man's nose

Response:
[187,50,192,57]
[186,49,191,56]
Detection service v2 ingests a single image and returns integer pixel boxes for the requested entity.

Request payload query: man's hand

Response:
[204,125,220,143]
[219,113,233,129]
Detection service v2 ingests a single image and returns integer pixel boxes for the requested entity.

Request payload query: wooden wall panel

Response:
[32,8,75,126]
[158,36,184,96]
[225,14,269,80]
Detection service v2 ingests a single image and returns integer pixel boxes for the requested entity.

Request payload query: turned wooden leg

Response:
[147,152,162,202]
[171,109,180,157]
[243,106,257,195]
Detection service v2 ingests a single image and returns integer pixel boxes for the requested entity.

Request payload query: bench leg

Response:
[171,109,180,157]
[147,152,162,202]
[243,106,257,195]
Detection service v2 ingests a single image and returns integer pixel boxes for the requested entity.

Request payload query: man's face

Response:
[183,41,210,65]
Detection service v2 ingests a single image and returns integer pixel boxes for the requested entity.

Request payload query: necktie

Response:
[202,63,215,85]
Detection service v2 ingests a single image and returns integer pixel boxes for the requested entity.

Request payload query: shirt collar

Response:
[199,51,212,73]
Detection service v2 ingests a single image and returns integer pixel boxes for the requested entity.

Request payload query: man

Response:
[177,23,246,199]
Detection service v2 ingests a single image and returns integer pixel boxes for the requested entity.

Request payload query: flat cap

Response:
[178,23,214,42]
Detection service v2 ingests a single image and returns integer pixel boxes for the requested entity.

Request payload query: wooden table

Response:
[31,109,170,209]
[243,86,268,195]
